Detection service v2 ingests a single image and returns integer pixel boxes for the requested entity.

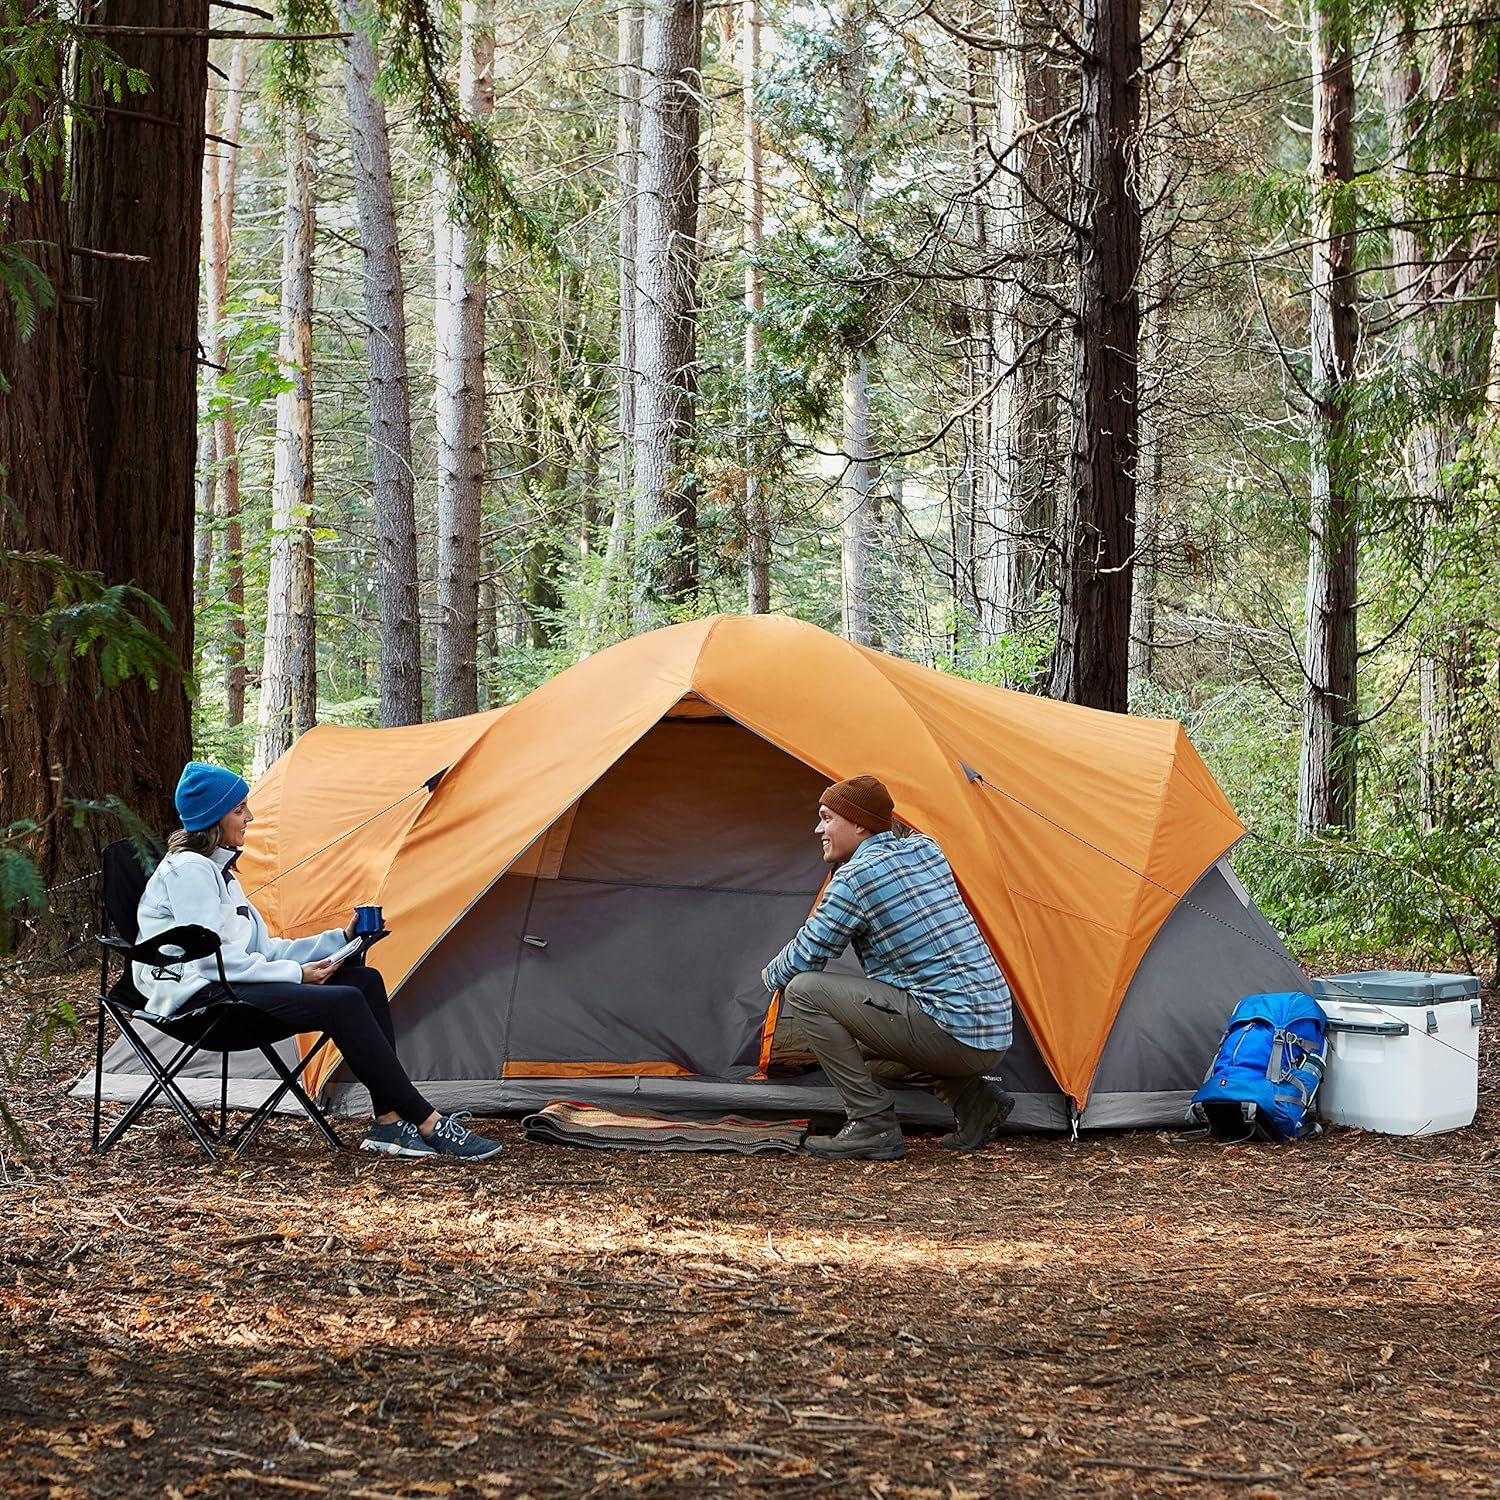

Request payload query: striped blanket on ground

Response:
[521,1100,809,1155]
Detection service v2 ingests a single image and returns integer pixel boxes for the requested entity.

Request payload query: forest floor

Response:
[3,973,1500,1499]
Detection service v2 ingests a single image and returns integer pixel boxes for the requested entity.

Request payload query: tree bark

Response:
[1128,14,1183,699]
[339,0,422,726]
[255,102,318,778]
[742,0,770,614]
[631,0,704,626]
[206,40,248,725]
[194,76,218,625]
[618,0,642,540]
[838,0,873,647]
[841,350,874,645]
[1379,8,1473,832]
[1050,0,1140,712]
[435,0,492,717]
[976,14,1016,647]
[0,53,128,889]
[1297,0,1359,836]
[69,0,206,822]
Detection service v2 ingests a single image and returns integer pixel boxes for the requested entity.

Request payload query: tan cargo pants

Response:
[781,970,1008,1122]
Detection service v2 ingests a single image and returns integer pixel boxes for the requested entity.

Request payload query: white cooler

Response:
[1313,971,1482,1136]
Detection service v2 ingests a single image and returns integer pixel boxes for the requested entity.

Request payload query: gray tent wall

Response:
[87,715,1307,1132]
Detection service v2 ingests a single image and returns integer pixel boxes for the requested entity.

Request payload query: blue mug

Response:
[354,904,384,935]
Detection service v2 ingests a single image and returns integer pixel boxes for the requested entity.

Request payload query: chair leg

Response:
[95,1010,220,1160]
[220,1051,230,1140]
[92,1000,107,1151]
[229,1036,342,1157]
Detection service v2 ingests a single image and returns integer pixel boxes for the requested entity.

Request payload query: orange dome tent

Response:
[95,614,1308,1131]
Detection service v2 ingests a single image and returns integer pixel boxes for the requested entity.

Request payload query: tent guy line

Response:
[238,771,445,903]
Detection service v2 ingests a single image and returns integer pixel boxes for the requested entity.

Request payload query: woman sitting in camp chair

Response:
[135,761,504,1162]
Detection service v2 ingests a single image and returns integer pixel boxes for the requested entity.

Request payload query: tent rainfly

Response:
[92,614,1308,1132]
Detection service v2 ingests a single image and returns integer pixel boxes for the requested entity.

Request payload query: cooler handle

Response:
[1473,1001,1483,1028]
[1326,1018,1409,1038]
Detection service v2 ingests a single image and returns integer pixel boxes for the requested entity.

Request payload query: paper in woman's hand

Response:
[327,935,364,968]
[328,928,390,969]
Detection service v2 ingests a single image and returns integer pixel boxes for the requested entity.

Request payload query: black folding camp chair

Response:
[91,839,343,1159]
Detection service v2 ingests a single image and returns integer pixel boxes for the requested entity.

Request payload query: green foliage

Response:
[0,838,45,919]
[0,6,147,198]
[0,240,51,344]
[1,545,181,693]
[0,10,146,354]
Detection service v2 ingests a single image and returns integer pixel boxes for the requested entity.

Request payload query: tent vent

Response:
[425,768,447,792]
[960,760,983,784]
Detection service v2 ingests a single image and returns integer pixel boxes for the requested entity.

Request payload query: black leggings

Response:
[218,964,434,1124]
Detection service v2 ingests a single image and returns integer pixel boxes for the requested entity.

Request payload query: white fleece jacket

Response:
[133,846,347,1016]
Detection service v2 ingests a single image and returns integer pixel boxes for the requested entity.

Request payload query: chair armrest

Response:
[97,934,134,953]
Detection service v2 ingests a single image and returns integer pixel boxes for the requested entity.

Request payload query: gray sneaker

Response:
[360,1119,437,1158]
[428,1112,504,1161]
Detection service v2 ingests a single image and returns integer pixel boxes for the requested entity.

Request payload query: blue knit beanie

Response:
[175,761,251,832]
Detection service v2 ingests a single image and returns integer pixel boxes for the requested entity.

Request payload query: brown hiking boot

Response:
[939,1078,1015,1151]
[803,1115,906,1161]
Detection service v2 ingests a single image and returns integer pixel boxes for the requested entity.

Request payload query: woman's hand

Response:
[302,957,338,984]
[344,913,358,940]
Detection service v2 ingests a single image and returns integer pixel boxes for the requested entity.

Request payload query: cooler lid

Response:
[1314,970,1479,1005]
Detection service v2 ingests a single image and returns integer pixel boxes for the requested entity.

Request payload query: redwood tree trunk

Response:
[1297,0,1359,836]
[1050,0,1140,712]
[69,0,207,821]
[339,0,422,726]
[0,91,126,890]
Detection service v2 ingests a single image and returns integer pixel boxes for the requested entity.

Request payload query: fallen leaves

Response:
[4,977,1500,1495]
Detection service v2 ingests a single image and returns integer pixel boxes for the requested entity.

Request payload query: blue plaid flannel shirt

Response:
[763,831,1013,1053]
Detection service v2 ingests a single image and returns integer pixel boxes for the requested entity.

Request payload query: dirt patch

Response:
[3,973,1499,1498]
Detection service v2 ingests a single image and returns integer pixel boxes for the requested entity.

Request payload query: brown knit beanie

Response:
[819,775,894,833]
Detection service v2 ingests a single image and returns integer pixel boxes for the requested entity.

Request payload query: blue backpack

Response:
[1190,992,1329,1142]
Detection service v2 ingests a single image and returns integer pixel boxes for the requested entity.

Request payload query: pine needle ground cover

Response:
[3,978,1498,1498]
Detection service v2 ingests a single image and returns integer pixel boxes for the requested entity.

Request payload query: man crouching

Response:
[762,775,1014,1161]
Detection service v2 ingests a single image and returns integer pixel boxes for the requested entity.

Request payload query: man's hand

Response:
[302,957,338,985]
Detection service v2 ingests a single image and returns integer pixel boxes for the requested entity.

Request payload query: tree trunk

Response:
[1050,0,1140,712]
[1297,0,1359,836]
[0,36,128,890]
[976,15,1015,647]
[69,0,206,822]
[1380,9,1469,832]
[478,572,498,707]
[743,0,770,614]
[435,0,492,718]
[631,0,704,626]
[618,0,642,535]
[1128,19,1183,699]
[194,425,216,615]
[214,40,249,726]
[193,76,218,627]
[838,0,874,646]
[841,349,874,645]
[339,0,423,727]
[255,103,318,779]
